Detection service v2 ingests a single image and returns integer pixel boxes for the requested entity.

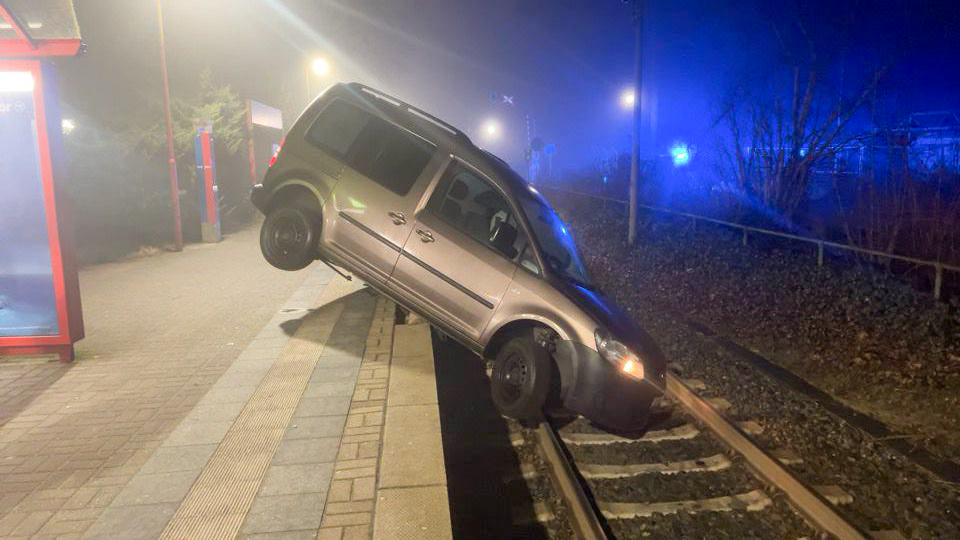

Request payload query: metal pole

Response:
[525,113,532,151]
[628,0,644,246]
[934,264,943,300]
[157,0,183,251]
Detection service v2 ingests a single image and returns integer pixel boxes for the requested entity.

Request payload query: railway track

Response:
[507,367,907,539]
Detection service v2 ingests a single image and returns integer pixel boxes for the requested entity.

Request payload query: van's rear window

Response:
[305,100,369,158]
[306,99,435,196]
[348,118,434,196]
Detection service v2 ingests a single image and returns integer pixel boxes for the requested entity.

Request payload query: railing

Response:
[539,185,960,300]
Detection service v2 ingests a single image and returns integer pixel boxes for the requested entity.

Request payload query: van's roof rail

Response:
[348,82,472,145]
[480,149,510,168]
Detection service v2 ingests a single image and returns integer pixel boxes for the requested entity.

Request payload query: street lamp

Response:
[311,57,330,77]
[306,57,331,103]
[157,0,183,251]
[620,88,636,109]
[481,118,500,141]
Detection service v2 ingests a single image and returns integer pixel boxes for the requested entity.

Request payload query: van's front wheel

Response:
[260,204,320,271]
[490,334,551,424]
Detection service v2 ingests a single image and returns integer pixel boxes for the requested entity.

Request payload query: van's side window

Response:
[518,244,542,275]
[347,117,435,196]
[305,100,369,159]
[426,162,528,261]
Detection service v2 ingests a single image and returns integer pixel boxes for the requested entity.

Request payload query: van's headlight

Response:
[595,328,645,381]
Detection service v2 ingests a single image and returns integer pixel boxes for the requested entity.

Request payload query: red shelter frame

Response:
[0,2,83,362]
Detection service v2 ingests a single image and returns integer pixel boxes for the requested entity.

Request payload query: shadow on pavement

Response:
[278,288,378,348]
[432,330,548,539]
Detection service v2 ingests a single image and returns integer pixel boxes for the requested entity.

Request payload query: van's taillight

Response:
[268,137,285,168]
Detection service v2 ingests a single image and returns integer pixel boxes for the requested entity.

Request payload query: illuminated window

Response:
[0,71,34,93]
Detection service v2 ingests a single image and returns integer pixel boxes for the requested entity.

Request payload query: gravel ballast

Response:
[550,192,960,537]
[557,364,813,537]
[607,499,816,540]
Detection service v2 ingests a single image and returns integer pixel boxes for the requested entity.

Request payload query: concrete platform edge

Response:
[373,322,452,540]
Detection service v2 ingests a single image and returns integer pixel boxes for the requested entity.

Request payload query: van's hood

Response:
[549,277,667,371]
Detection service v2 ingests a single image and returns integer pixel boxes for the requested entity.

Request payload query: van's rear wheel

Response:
[491,334,551,424]
[260,204,320,271]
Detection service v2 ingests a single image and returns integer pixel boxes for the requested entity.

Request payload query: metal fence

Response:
[540,185,960,300]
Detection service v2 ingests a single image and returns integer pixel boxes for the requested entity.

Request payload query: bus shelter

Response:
[0,0,83,362]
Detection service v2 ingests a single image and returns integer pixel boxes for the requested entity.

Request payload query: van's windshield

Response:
[517,190,591,287]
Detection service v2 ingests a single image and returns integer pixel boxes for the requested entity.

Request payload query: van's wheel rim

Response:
[270,215,309,255]
[497,351,530,404]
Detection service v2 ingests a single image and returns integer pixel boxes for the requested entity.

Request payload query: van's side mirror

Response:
[490,221,518,259]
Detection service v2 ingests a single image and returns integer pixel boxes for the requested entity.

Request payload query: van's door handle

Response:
[388,211,406,225]
[416,229,435,243]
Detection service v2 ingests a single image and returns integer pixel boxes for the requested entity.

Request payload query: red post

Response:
[157,0,183,251]
[199,131,217,225]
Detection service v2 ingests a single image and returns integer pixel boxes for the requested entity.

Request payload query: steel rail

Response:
[535,422,608,539]
[664,373,869,539]
[533,375,874,538]
[539,185,959,298]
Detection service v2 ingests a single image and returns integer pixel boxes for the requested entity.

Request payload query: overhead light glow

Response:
[311,57,330,76]
[0,71,34,93]
[482,119,500,140]
[620,88,636,109]
[0,22,43,30]
[61,119,76,135]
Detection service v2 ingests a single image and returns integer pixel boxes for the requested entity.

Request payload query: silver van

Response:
[251,83,665,431]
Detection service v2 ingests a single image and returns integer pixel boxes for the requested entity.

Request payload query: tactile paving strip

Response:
[158,302,345,539]
[315,297,395,537]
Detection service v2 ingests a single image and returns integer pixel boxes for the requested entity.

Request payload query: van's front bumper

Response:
[554,341,665,432]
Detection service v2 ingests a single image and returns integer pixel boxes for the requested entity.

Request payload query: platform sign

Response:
[194,124,221,243]
[245,99,283,184]
[0,1,83,362]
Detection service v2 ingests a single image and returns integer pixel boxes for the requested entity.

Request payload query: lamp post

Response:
[626,0,644,246]
[157,0,183,251]
[481,118,501,142]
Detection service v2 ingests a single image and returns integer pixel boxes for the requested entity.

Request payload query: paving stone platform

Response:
[0,229,453,540]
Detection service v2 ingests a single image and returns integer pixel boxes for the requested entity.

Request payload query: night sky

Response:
[58,0,960,174]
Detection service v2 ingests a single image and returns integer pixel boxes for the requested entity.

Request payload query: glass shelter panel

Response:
[0,71,58,337]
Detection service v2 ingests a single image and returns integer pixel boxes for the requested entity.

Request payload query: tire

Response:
[260,204,321,271]
[490,333,552,423]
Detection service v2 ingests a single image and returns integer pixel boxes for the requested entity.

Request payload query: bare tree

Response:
[718,6,886,223]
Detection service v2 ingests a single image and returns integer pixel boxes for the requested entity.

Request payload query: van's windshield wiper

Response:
[542,253,593,290]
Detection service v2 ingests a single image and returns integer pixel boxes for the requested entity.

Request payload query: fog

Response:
[18,0,946,263]
[58,0,959,175]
